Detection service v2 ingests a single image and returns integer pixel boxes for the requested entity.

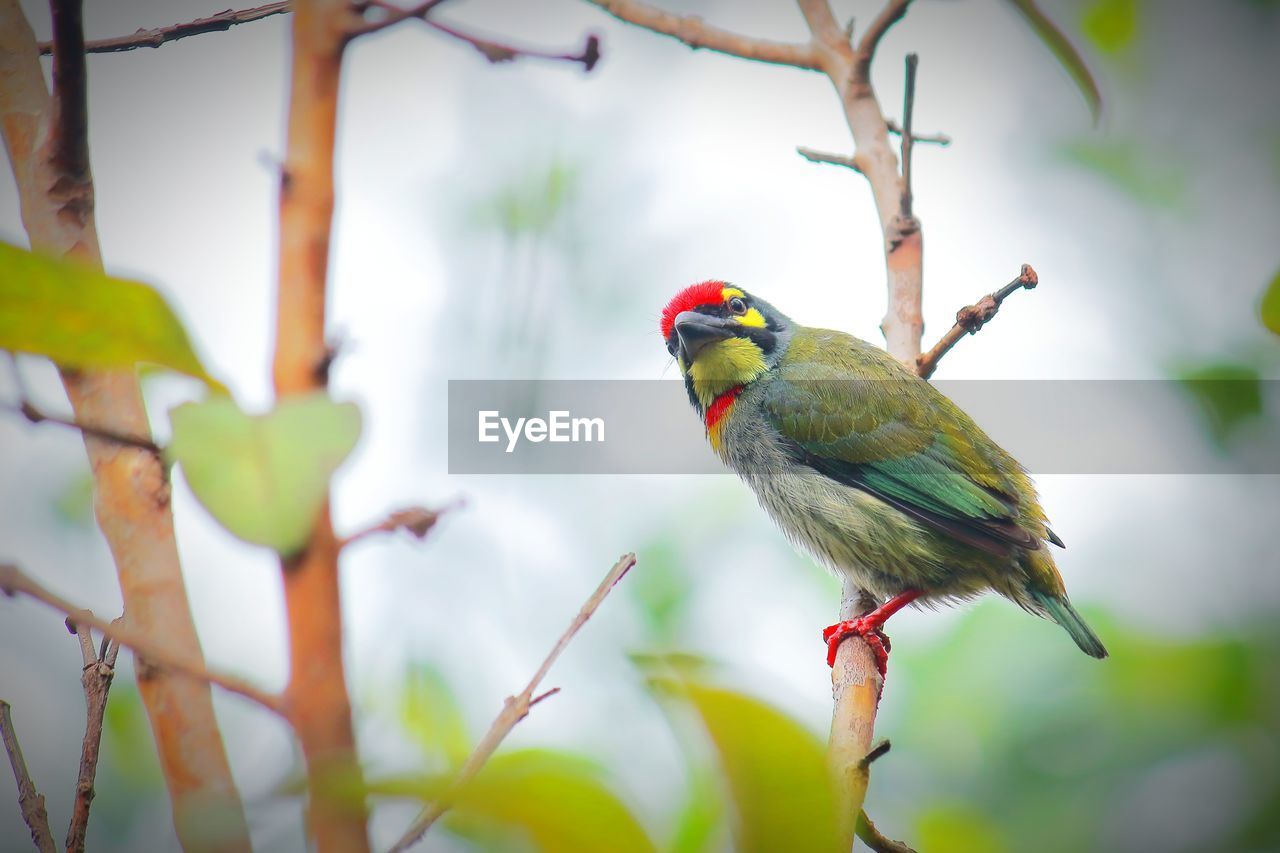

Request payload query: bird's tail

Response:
[1032,590,1108,659]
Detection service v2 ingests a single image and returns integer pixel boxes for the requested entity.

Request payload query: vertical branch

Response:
[0,3,253,849]
[0,701,56,853]
[275,2,369,851]
[899,53,918,219]
[65,619,121,853]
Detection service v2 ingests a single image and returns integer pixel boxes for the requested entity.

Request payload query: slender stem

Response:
[389,553,637,852]
[2,400,163,453]
[0,701,56,853]
[900,53,918,219]
[65,621,117,853]
[38,2,291,54]
[916,264,1039,379]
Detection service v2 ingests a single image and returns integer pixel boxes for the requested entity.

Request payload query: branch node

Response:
[859,738,892,770]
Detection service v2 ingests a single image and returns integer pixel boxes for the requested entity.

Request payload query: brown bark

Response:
[0,4,251,850]
[274,2,369,850]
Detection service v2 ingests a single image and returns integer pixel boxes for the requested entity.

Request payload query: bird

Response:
[660,280,1107,673]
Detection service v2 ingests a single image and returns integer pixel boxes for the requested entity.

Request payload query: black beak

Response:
[674,311,735,363]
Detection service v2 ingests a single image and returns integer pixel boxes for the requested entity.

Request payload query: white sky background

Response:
[1,1,1278,850]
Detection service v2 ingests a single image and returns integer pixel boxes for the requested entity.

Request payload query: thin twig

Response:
[37,2,290,54]
[339,499,463,549]
[856,809,917,853]
[585,0,820,69]
[2,400,163,452]
[899,53,918,218]
[796,146,863,173]
[858,738,892,771]
[346,0,451,39]
[0,701,56,853]
[426,19,600,70]
[916,264,1039,379]
[64,617,119,853]
[0,564,285,715]
[854,0,913,78]
[389,553,638,852]
[886,119,950,146]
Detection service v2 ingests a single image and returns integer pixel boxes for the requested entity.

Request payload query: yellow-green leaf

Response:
[1261,268,1280,336]
[1005,0,1103,124]
[1081,0,1139,54]
[399,664,471,769]
[0,241,222,390]
[649,674,842,853]
[166,393,361,554]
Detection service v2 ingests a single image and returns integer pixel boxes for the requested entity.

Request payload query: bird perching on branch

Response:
[661,281,1107,673]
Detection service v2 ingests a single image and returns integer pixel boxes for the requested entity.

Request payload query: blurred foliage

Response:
[1081,0,1139,54]
[1261,269,1280,337]
[166,393,361,554]
[0,241,223,390]
[52,470,94,527]
[1055,140,1187,209]
[1173,365,1264,447]
[1004,0,1102,123]
[399,663,471,771]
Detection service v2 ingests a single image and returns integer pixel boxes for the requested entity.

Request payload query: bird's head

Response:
[660,281,792,413]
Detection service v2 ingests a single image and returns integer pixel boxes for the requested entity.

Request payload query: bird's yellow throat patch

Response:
[688,337,768,410]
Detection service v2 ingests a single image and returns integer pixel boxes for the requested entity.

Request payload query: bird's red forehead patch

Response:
[660,280,730,339]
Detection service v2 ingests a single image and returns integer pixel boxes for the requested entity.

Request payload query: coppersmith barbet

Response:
[660,281,1107,671]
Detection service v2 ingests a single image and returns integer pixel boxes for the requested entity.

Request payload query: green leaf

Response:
[1081,0,1139,54]
[667,766,725,853]
[1005,0,1103,123]
[1174,362,1263,447]
[368,750,657,853]
[914,805,1010,853]
[648,675,842,853]
[1057,140,1187,208]
[1261,268,1280,336]
[166,393,361,554]
[0,241,223,390]
[399,664,471,769]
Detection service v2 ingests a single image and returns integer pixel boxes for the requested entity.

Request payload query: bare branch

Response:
[64,618,119,853]
[427,19,600,70]
[857,809,917,853]
[0,564,285,715]
[389,553,638,852]
[0,701,56,853]
[886,119,950,146]
[796,146,863,173]
[2,398,163,453]
[339,500,462,549]
[854,0,913,80]
[346,0,451,39]
[585,0,819,70]
[916,264,1039,379]
[899,53,918,218]
[37,2,290,55]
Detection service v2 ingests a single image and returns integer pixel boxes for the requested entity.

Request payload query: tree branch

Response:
[389,553,638,852]
[1,398,162,453]
[857,809,918,853]
[274,2,370,850]
[419,18,601,71]
[0,701,55,853]
[916,264,1039,379]
[64,618,121,853]
[796,146,863,173]
[584,0,820,70]
[0,564,285,715]
[338,500,462,549]
[899,53,918,219]
[0,2,253,843]
[854,0,913,82]
[37,2,290,55]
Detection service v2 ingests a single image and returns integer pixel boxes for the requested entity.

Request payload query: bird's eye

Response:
[727,297,748,315]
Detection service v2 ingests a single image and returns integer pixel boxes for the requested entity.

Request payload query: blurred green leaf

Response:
[648,674,841,853]
[1174,362,1263,446]
[166,393,361,554]
[0,241,224,390]
[1057,140,1187,208]
[629,540,694,642]
[915,805,1010,853]
[399,664,471,769]
[53,470,94,527]
[1260,268,1280,336]
[368,750,656,853]
[1081,0,1139,53]
[667,766,725,853]
[1005,0,1102,123]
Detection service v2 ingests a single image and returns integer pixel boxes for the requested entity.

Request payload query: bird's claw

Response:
[823,618,891,675]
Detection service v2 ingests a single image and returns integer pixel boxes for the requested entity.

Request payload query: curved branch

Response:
[37,2,290,55]
[389,553,638,852]
[585,0,820,70]
[0,564,285,715]
[0,701,55,853]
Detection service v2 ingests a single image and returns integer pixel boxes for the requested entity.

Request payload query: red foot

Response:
[822,589,922,675]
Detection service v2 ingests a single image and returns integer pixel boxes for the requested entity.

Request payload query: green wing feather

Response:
[762,328,1044,557]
